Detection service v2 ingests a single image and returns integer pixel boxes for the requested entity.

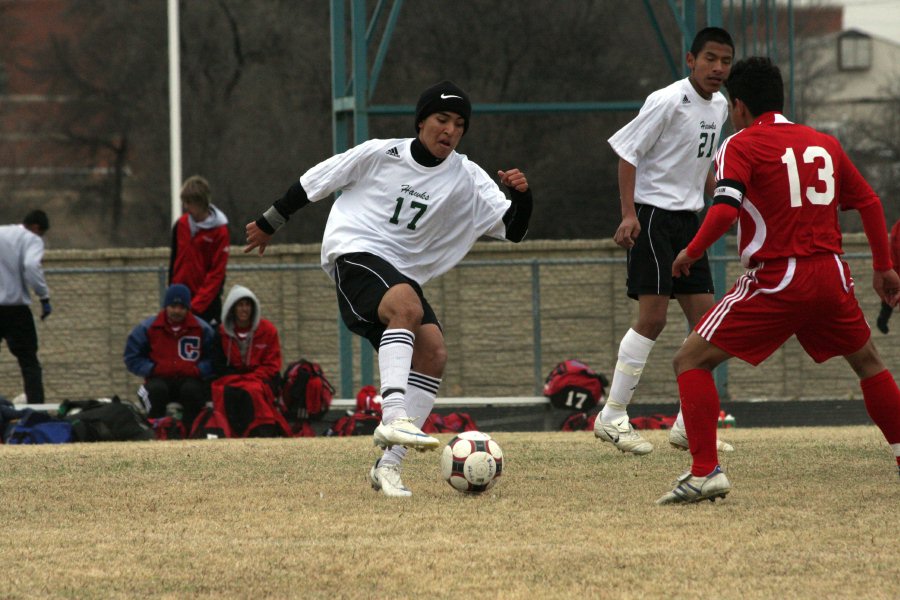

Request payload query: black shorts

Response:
[334,253,440,349]
[626,204,714,300]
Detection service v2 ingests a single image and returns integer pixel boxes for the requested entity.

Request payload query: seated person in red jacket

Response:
[210,284,287,437]
[124,283,215,429]
[215,284,282,386]
[169,175,230,326]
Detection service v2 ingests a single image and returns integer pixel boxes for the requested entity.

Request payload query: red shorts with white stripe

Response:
[695,253,871,366]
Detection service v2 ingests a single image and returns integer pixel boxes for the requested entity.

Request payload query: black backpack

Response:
[64,398,153,442]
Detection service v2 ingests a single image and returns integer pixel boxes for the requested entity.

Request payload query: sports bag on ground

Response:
[5,410,73,444]
[150,416,187,440]
[65,400,154,442]
[280,359,335,422]
[325,411,381,437]
[421,412,478,434]
[630,414,677,430]
[192,375,291,439]
[543,359,609,412]
[324,386,382,437]
[560,411,598,432]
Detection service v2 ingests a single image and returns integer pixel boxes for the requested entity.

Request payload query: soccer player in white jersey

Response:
[595,27,736,455]
[244,81,533,497]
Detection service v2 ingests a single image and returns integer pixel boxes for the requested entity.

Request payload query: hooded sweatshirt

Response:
[169,204,230,315]
[216,284,282,382]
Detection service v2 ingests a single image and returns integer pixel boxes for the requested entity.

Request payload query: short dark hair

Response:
[724,56,785,117]
[690,27,735,56]
[23,210,49,231]
[180,175,211,209]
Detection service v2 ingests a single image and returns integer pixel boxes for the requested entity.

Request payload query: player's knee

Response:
[413,341,447,376]
[379,286,424,327]
[845,340,887,379]
[672,346,698,375]
[635,318,666,340]
[394,303,424,327]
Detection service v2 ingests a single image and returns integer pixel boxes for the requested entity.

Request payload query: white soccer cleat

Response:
[594,414,653,455]
[656,466,732,505]
[668,421,734,452]
[374,417,439,451]
[368,462,412,498]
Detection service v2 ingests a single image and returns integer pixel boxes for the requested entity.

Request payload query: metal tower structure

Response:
[329,0,794,397]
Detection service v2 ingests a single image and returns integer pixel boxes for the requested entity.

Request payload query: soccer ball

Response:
[440,431,503,493]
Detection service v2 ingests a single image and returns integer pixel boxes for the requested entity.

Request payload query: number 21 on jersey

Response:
[698,132,716,158]
[780,146,835,207]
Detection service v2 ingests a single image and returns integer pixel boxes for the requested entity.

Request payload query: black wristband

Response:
[255,216,276,235]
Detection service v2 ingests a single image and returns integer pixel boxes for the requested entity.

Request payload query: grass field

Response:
[1,427,898,599]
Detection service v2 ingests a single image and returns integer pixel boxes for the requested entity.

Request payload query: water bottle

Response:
[165,402,184,422]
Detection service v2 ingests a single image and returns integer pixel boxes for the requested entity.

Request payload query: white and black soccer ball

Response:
[440,430,503,493]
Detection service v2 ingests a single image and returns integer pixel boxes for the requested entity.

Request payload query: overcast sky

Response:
[812,0,900,44]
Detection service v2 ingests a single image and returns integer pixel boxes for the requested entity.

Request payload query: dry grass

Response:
[1,427,898,599]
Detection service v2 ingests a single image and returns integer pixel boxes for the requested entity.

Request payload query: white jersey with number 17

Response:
[300,138,511,285]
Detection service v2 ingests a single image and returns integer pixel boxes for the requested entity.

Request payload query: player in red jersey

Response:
[657,57,900,504]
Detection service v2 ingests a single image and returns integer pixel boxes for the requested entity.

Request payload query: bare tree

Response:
[11,1,169,244]
[0,0,696,246]
[841,75,900,227]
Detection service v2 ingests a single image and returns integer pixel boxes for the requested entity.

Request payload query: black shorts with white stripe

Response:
[334,252,440,349]
[625,204,714,300]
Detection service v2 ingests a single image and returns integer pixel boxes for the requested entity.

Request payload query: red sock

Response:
[861,370,900,466]
[677,369,720,476]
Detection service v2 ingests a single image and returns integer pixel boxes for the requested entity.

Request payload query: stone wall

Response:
[0,236,890,404]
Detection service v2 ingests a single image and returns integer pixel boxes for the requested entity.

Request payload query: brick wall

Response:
[0,236,890,404]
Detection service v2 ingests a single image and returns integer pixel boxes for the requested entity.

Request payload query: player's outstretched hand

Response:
[672,248,697,278]
[244,221,272,256]
[498,169,528,192]
[874,269,900,307]
[613,215,641,249]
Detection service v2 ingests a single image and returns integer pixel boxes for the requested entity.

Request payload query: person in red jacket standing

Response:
[169,175,230,326]
[876,218,900,334]
[124,283,216,430]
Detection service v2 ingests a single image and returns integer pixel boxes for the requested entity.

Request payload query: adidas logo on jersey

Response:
[385,146,400,157]
[681,94,690,105]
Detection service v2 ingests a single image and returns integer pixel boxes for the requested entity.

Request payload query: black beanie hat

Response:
[414,80,471,135]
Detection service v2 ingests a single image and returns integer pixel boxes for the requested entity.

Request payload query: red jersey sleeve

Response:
[835,147,880,212]
[834,147,891,271]
[890,220,900,273]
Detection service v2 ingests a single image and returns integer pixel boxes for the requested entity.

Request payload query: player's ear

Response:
[686,52,696,71]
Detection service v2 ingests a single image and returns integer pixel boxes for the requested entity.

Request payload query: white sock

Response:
[601,328,655,423]
[674,336,688,429]
[378,371,441,467]
[378,329,415,424]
